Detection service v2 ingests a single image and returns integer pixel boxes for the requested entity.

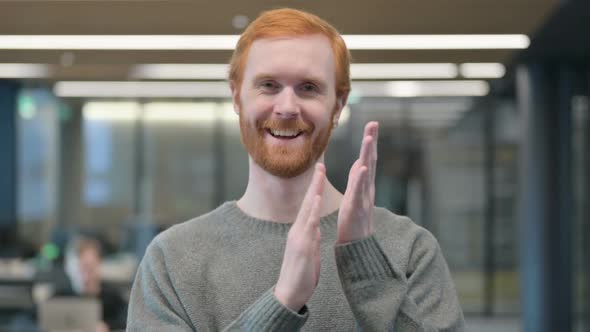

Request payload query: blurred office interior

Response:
[0,0,589,331]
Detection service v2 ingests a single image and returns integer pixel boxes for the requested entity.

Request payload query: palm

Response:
[274,163,325,311]
[337,122,378,244]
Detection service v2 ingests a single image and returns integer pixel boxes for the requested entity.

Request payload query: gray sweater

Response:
[127,201,465,331]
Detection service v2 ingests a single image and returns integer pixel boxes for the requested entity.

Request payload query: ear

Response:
[229,80,240,115]
[332,91,349,124]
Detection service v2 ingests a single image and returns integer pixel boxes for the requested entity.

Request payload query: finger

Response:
[361,122,378,203]
[344,159,361,195]
[297,163,325,224]
[359,136,373,201]
[351,165,369,208]
[310,163,326,194]
[306,163,325,205]
[314,230,321,287]
[369,122,379,186]
[363,121,375,140]
[361,122,377,174]
[359,136,372,169]
[371,122,379,159]
[305,194,322,232]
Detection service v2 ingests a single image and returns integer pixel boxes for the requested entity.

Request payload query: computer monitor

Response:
[38,297,101,332]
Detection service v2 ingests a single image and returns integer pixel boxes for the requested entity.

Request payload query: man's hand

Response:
[337,122,379,245]
[274,163,326,312]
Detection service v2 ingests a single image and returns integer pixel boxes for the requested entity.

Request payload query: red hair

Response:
[229,8,351,99]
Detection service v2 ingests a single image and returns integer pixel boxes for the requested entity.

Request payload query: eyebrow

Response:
[252,74,275,84]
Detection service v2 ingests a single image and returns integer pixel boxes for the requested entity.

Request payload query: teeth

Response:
[270,129,300,137]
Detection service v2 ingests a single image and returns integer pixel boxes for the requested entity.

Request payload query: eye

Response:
[258,80,279,93]
[299,82,319,95]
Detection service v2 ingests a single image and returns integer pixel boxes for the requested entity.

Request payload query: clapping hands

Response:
[274,121,379,311]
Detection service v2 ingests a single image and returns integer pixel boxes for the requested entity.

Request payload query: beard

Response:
[239,113,333,178]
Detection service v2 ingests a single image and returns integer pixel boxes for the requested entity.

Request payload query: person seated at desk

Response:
[54,235,127,332]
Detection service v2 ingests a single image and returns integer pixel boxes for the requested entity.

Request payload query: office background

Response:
[0,1,588,331]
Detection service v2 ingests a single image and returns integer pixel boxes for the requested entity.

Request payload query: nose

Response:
[274,87,300,119]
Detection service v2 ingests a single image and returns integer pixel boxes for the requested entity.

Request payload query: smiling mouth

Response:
[266,128,304,139]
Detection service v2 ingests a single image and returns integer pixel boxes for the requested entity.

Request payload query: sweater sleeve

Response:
[223,287,308,331]
[127,237,309,331]
[334,230,465,331]
[127,239,195,331]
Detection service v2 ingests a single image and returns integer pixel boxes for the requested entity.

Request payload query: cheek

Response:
[254,97,274,110]
[306,100,334,123]
[243,98,274,121]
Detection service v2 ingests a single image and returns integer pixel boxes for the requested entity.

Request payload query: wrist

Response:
[273,286,304,313]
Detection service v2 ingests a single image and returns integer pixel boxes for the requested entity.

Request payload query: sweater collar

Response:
[222,200,339,233]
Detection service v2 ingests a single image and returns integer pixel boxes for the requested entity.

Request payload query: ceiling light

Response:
[0,35,240,50]
[460,63,506,78]
[130,64,229,80]
[344,35,530,50]
[83,101,141,121]
[352,80,489,97]
[83,101,241,123]
[352,63,458,79]
[0,34,529,50]
[143,102,218,123]
[54,81,231,98]
[232,15,250,30]
[0,63,51,78]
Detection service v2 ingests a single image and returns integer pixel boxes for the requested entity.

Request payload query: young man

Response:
[127,8,464,331]
[60,236,128,331]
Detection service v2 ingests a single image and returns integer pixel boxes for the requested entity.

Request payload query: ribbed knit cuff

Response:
[231,287,308,331]
[335,234,400,284]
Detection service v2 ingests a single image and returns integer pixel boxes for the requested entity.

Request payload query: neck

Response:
[237,155,343,223]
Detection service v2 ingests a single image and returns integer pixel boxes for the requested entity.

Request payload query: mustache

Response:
[258,118,313,132]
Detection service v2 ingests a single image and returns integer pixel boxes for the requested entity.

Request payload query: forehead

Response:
[243,34,336,83]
